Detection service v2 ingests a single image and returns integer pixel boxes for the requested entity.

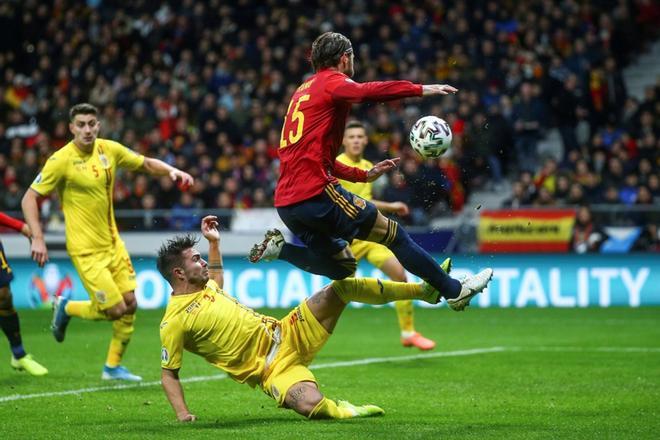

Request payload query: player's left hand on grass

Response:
[201,215,220,242]
[367,157,400,182]
[177,412,196,422]
[170,169,194,191]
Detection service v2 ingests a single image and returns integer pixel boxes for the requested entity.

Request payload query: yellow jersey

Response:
[30,139,144,256]
[336,153,373,200]
[159,279,278,388]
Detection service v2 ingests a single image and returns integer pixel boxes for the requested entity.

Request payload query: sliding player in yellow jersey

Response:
[158,216,469,422]
[337,121,443,350]
[21,103,194,381]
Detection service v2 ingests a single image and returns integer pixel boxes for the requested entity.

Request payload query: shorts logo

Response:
[161,347,169,362]
[96,290,107,304]
[271,385,280,399]
[353,195,366,210]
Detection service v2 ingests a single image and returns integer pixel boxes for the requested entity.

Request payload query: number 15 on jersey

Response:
[280,94,310,148]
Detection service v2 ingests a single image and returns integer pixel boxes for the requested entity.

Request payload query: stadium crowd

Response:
[0,0,658,237]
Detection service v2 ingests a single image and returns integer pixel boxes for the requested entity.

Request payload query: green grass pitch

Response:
[2,307,659,439]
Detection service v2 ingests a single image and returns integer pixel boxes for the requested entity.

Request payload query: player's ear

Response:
[173,267,185,281]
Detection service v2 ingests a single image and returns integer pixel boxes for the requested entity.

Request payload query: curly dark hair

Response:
[156,235,199,283]
[310,32,353,72]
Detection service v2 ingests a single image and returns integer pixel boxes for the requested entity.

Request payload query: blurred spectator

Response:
[571,205,606,254]
[512,82,546,171]
[0,0,656,236]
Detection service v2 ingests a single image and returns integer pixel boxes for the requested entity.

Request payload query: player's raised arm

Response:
[329,77,424,104]
[141,157,194,191]
[161,368,196,422]
[201,215,223,288]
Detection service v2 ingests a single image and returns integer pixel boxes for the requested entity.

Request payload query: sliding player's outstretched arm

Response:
[200,215,223,288]
[161,368,196,422]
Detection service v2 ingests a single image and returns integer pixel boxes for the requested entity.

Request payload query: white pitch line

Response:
[1,345,658,404]
[0,347,503,404]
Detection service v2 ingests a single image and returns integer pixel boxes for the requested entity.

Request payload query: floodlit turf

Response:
[2,307,659,439]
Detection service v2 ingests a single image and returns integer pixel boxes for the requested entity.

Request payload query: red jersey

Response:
[0,212,25,233]
[274,69,423,207]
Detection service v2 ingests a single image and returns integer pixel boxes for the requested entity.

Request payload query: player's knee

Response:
[106,303,127,320]
[286,383,323,417]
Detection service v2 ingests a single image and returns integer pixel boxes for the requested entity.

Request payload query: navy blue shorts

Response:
[0,241,14,288]
[277,184,379,256]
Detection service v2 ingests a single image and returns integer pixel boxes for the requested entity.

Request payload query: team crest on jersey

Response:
[353,195,366,210]
[98,153,110,169]
[96,290,107,304]
[161,347,169,362]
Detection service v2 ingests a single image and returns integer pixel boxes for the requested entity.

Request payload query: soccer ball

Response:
[409,116,452,158]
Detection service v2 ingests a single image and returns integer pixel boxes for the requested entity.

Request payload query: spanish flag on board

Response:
[478,209,576,253]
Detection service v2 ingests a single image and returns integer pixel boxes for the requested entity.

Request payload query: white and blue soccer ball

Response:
[409,115,452,158]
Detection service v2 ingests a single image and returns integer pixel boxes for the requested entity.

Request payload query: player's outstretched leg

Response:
[376,219,466,299]
[249,229,356,280]
[423,268,494,311]
[285,381,383,420]
[1,287,48,376]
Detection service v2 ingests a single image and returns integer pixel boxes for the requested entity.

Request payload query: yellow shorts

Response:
[351,239,396,268]
[70,240,137,311]
[261,300,330,406]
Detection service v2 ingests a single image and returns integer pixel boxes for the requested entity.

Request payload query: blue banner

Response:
[5,254,659,309]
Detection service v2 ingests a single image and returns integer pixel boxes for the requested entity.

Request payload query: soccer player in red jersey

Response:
[0,212,48,375]
[251,32,492,310]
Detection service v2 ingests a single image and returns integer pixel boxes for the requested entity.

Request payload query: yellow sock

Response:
[395,300,415,333]
[65,301,107,320]
[308,397,384,419]
[331,278,430,305]
[308,398,355,419]
[105,314,135,367]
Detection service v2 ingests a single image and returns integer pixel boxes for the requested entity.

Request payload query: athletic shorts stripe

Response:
[326,185,358,218]
[324,185,358,219]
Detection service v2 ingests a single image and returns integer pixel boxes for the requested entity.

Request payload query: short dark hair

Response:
[157,235,199,283]
[69,103,99,121]
[345,120,365,131]
[310,32,353,72]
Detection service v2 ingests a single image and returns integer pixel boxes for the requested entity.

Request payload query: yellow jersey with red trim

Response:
[336,153,373,200]
[159,279,278,388]
[30,139,144,255]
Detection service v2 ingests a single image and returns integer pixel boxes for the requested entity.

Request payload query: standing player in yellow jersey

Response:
[159,216,454,422]
[337,121,442,351]
[21,103,194,381]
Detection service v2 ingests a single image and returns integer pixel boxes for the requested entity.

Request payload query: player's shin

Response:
[0,307,26,359]
[106,313,135,367]
[395,300,415,333]
[383,221,461,299]
[331,278,435,304]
